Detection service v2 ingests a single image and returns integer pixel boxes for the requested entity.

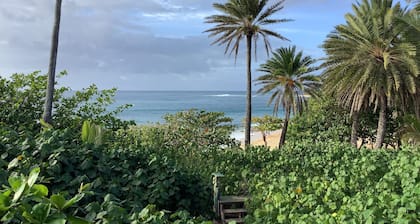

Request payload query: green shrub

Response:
[0,72,134,136]
[287,96,351,143]
[0,167,88,224]
[162,109,238,150]
[246,142,420,223]
[2,72,419,223]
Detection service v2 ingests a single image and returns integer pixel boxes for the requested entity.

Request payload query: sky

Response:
[0,0,357,91]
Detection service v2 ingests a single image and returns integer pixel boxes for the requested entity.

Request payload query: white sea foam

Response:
[230,129,244,140]
[207,94,244,97]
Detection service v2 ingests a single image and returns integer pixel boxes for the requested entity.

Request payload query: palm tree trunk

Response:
[244,34,252,147]
[350,111,360,147]
[279,106,290,148]
[262,132,267,147]
[374,92,387,148]
[42,0,62,125]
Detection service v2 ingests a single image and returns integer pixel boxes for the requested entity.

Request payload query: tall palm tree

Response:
[256,46,321,148]
[205,0,290,147]
[403,1,420,118]
[322,0,419,148]
[42,0,62,125]
[399,114,420,145]
[406,0,420,12]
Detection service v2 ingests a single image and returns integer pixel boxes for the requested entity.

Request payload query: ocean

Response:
[111,91,284,139]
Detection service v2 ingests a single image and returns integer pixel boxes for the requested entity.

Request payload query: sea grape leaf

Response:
[50,194,66,210]
[28,167,41,188]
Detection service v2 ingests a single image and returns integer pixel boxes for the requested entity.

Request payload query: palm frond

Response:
[256,45,321,117]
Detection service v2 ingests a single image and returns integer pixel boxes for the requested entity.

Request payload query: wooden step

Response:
[223,208,247,214]
[224,218,245,224]
[219,196,248,203]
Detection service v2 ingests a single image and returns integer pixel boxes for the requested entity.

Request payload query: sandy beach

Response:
[237,129,282,148]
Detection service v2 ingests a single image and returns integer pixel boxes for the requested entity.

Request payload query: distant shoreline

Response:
[234,129,282,148]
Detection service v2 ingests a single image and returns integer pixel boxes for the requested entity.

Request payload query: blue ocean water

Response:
[112,91,284,129]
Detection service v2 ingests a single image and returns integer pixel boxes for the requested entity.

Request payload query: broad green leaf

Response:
[32,184,49,197]
[8,175,23,191]
[12,181,26,203]
[79,183,91,193]
[32,203,51,223]
[81,120,90,143]
[50,194,66,210]
[46,213,66,224]
[68,216,90,224]
[63,193,84,210]
[88,124,96,144]
[7,158,19,170]
[28,167,41,188]
[23,211,39,224]
[0,193,10,211]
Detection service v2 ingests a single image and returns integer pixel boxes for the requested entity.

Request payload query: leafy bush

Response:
[246,142,420,223]
[162,109,238,150]
[287,96,351,143]
[2,72,419,223]
[0,72,134,136]
[0,167,88,223]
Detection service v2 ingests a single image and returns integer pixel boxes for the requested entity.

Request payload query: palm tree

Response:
[256,46,321,148]
[42,0,62,125]
[205,0,290,147]
[322,0,419,148]
[399,114,420,145]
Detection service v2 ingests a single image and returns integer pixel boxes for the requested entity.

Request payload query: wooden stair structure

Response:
[219,196,248,224]
[213,173,248,224]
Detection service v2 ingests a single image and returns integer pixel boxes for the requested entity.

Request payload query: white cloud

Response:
[119,75,128,81]
[0,0,353,90]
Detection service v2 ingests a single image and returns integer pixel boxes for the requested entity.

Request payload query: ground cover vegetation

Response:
[1,0,419,223]
[1,70,419,223]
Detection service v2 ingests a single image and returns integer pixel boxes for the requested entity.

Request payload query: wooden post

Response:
[212,172,224,218]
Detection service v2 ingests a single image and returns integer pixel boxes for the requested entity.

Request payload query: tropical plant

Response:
[81,120,106,147]
[0,72,133,135]
[246,141,420,223]
[251,115,282,147]
[0,167,89,223]
[43,0,62,125]
[399,114,420,145]
[322,0,419,148]
[204,0,290,147]
[256,46,321,147]
[0,72,66,133]
[162,109,238,150]
[401,1,420,118]
[287,95,351,144]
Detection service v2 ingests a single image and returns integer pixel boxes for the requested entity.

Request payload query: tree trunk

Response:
[42,0,62,125]
[350,111,360,147]
[244,35,252,147]
[262,132,267,147]
[374,92,387,148]
[278,106,290,148]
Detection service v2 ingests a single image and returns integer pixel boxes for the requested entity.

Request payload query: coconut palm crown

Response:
[256,46,321,148]
[204,0,290,146]
[322,0,419,148]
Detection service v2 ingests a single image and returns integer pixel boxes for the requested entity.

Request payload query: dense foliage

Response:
[247,142,420,223]
[1,72,419,223]
[287,96,351,143]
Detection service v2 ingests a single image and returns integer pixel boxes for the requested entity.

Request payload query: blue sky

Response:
[0,0,358,90]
